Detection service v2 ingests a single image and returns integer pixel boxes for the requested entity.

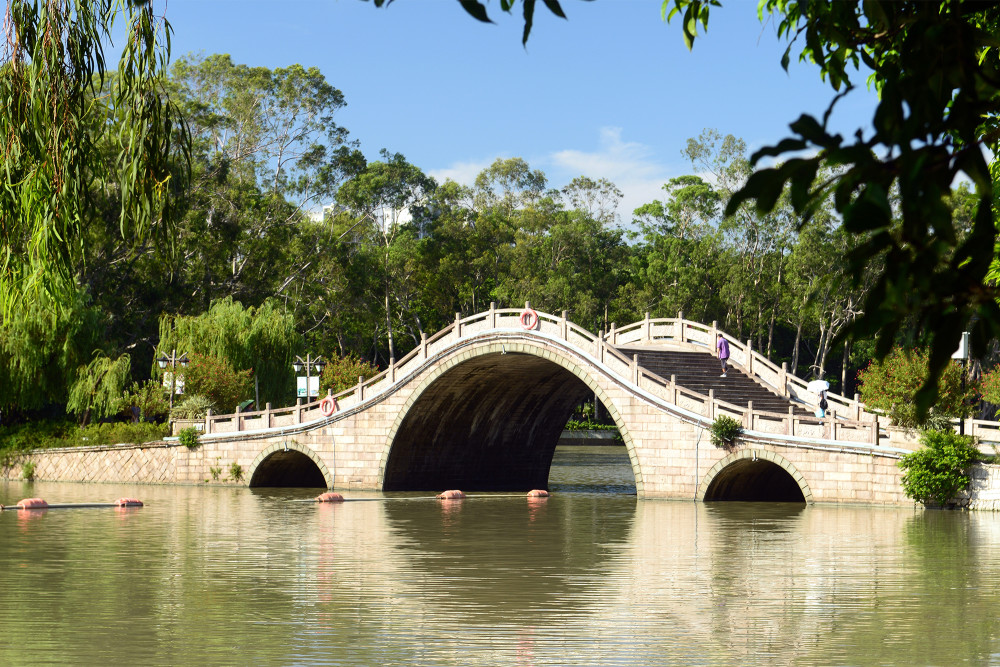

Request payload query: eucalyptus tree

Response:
[335,151,436,362]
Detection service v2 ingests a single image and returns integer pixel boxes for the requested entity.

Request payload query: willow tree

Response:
[1,0,188,317]
[156,297,302,407]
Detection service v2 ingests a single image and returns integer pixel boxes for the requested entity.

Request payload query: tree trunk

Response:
[792,321,803,374]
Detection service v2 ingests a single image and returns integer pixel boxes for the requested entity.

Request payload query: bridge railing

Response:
[173,304,882,446]
[606,312,872,420]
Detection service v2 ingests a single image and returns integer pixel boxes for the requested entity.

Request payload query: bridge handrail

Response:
[172,303,897,447]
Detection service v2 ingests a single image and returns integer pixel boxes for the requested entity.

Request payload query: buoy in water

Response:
[115,498,143,507]
[526,489,549,497]
[315,492,345,503]
[16,498,48,509]
[436,489,466,499]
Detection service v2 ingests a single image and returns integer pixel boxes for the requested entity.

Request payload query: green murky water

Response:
[2,446,1000,666]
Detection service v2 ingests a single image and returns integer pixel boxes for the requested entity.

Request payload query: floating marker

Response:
[0,497,144,511]
[526,489,550,497]
[436,489,466,500]
[17,498,48,509]
[115,498,144,507]
[315,492,345,503]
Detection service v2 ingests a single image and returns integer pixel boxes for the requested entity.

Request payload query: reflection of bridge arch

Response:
[379,340,640,491]
[249,441,332,489]
[697,450,812,503]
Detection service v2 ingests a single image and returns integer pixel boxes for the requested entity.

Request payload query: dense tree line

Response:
[7,48,975,423]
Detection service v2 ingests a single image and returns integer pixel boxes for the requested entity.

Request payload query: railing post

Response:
[678,311,686,343]
[205,409,213,434]
[788,406,795,436]
[420,332,428,360]
[745,400,753,428]
[644,312,651,342]
[671,374,678,404]
[780,362,788,397]
[609,322,616,345]
[708,388,715,420]
[358,375,365,401]
[490,301,496,328]
[454,312,462,338]
[710,320,717,348]
[389,357,396,383]
[854,393,862,420]
[561,310,568,340]
[746,339,754,376]
[632,354,639,385]
[265,402,272,429]
[235,404,242,432]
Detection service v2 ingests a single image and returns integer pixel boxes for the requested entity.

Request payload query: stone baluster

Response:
[632,354,640,385]
[708,388,715,420]
[788,406,795,436]
[265,402,272,429]
[235,404,242,432]
[745,400,753,429]
[205,409,213,434]
[671,374,677,404]
[420,332,427,360]
[561,310,568,340]
[644,312,651,342]
[746,339,754,376]
[490,301,496,328]
[454,312,462,338]
[609,322,616,346]
[780,362,788,397]
[678,311,685,343]
[358,375,365,402]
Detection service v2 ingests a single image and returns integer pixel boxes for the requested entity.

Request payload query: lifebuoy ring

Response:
[320,396,336,417]
[520,308,539,330]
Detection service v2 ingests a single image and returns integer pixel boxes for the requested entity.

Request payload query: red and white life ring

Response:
[319,396,337,417]
[519,307,539,330]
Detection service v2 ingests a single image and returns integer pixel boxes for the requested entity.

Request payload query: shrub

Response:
[229,462,244,482]
[857,347,976,429]
[898,430,982,507]
[178,427,200,449]
[171,394,216,421]
[710,415,743,449]
[181,352,252,413]
[320,355,379,395]
[0,421,168,453]
[122,379,170,422]
[21,460,35,481]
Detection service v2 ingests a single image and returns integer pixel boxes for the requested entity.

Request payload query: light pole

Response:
[157,349,189,412]
[293,354,325,403]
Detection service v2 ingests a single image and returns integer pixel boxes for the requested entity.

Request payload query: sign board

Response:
[162,372,185,395]
[951,331,970,361]
[297,376,320,398]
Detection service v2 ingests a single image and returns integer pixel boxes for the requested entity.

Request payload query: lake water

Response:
[2,446,1000,666]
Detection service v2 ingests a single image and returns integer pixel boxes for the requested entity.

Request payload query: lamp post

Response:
[293,354,325,403]
[157,349,189,412]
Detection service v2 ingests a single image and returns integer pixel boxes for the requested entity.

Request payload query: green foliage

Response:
[122,380,170,423]
[157,298,300,407]
[0,0,188,318]
[857,348,976,430]
[320,356,380,395]
[21,461,36,482]
[0,421,169,454]
[171,394,216,421]
[178,427,200,450]
[66,352,132,425]
[899,430,983,507]
[209,461,223,481]
[229,462,244,482]
[182,353,252,414]
[564,420,619,432]
[668,0,1000,412]
[710,415,743,448]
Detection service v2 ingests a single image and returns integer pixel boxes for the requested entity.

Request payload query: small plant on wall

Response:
[21,460,36,482]
[710,415,743,449]
[178,427,200,449]
[229,462,244,482]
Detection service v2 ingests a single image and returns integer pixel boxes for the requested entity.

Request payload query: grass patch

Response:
[0,420,169,455]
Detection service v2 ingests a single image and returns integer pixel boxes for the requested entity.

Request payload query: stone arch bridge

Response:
[148,305,933,505]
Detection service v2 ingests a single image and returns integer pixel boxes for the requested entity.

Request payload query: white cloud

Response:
[427,159,495,188]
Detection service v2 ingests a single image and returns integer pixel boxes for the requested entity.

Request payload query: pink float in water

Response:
[16,498,48,509]
[436,490,466,499]
[526,489,550,497]
[315,492,345,503]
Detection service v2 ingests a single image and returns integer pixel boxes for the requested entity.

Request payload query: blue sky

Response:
[155,0,879,221]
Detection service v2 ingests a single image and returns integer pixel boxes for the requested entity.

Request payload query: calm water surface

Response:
[3,446,1000,666]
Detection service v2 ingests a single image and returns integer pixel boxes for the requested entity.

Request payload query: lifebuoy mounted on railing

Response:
[519,307,539,331]
[319,396,337,417]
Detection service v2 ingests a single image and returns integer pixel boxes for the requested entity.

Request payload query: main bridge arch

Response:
[379,339,640,491]
[698,450,812,503]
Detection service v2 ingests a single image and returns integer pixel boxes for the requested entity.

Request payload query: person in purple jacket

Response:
[716,333,730,378]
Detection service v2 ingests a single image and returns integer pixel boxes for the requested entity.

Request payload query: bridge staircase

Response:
[617,347,815,418]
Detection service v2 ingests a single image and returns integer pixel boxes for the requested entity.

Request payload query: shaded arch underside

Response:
[250,449,327,488]
[383,352,598,491]
[703,458,806,502]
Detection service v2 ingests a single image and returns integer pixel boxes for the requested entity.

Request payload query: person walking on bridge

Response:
[717,333,730,378]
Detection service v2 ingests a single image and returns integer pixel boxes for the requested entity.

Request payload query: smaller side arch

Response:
[697,449,813,503]
[249,440,333,489]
